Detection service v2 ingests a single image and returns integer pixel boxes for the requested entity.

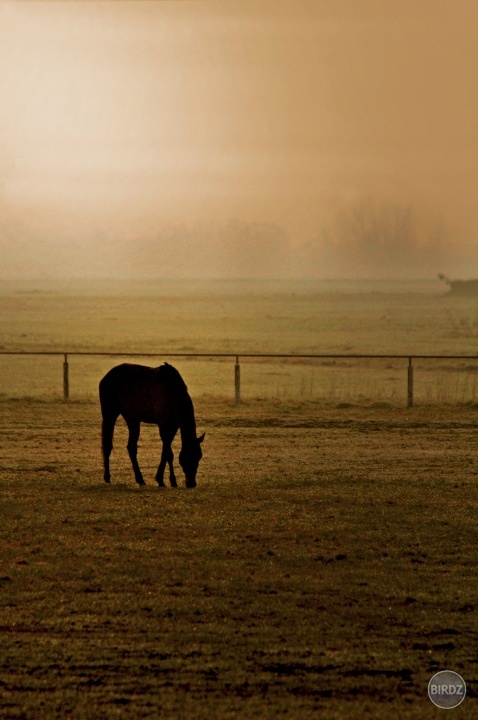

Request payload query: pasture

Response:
[2,279,478,404]
[0,280,477,717]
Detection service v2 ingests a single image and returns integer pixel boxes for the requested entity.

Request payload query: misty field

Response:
[1,281,478,718]
[1,279,478,405]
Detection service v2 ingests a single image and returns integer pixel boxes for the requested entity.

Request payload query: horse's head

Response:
[179,432,205,488]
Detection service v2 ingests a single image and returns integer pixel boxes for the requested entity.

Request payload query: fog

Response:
[1,0,477,280]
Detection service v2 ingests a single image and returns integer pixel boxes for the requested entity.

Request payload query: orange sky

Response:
[1,0,478,278]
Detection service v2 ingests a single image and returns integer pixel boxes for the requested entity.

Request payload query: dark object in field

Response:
[99,363,204,488]
[438,273,478,296]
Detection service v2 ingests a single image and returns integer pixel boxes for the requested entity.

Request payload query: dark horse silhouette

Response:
[99,362,204,488]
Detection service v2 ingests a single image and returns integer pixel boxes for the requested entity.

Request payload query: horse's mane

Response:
[154,363,188,393]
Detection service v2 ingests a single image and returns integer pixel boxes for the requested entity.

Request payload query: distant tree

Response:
[221,220,290,278]
[304,198,452,278]
[127,220,292,279]
[130,224,204,278]
[334,198,415,270]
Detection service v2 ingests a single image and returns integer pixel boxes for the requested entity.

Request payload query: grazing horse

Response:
[99,363,204,488]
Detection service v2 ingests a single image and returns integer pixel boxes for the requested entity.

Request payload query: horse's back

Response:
[100,362,154,387]
[100,362,151,399]
[99,363,185,424]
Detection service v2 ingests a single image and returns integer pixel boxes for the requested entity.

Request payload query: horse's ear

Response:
[198,432,205,444]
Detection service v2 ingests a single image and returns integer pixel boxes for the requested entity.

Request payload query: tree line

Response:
[128,199,454,279]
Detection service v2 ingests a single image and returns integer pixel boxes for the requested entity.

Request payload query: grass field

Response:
[1,397,477,718]
[2,279,478,404]
[0,281,478,717]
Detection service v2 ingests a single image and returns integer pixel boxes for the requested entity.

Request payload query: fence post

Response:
[63,353,69,401]
[407,357,413,408]
[234,355,241,403]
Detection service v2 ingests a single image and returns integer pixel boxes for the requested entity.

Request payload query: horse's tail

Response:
[101,413,116,462]
[99,372,119,469]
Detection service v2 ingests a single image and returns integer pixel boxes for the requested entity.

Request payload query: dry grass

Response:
[1,285,478,405]
[1,398,477,718]
[1,283,477,717]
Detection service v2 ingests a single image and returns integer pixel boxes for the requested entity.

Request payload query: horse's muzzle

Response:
[186,478,197,489]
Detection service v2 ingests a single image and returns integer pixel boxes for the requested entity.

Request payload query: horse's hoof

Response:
[104,477,111,484]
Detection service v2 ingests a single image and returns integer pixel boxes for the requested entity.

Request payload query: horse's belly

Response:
[120,395,176,426]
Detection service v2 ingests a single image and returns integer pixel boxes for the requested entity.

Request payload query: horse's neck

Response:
[179,419,197,446]
[178,395,197,445]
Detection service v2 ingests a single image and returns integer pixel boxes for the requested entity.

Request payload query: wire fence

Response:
[1,351,478,406]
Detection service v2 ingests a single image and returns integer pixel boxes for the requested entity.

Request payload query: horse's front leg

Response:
[157,425,178,487]
[155,449,166,487]
[126,420,145,486]
[167,446,177,488]
[156,443,177,487]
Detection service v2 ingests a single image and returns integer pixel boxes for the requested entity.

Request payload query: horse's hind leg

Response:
[101,414,118,483]
[126,419,145,486]
[156,424,178,488]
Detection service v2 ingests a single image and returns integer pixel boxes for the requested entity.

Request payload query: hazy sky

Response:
[1,0,477,279]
